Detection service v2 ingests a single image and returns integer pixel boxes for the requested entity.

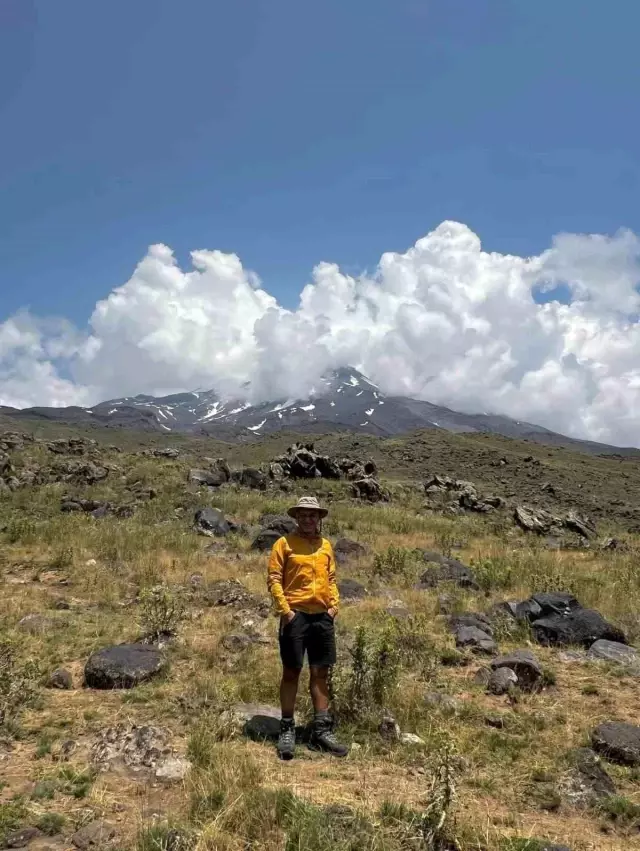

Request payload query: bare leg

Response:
[280,666,301,717]
[309,666,330,713]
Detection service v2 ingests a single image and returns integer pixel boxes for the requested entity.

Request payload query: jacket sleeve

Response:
[267,537,291,616]
[327,542,339,611]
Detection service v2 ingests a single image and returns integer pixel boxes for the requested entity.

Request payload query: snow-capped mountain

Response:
[0,367,633,453]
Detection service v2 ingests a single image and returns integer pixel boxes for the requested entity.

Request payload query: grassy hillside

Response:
[0,423,639,850]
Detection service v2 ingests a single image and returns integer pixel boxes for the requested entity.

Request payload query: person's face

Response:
[296,509,322,536]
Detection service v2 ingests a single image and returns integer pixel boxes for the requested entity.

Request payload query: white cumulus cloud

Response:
[2,220,640,447]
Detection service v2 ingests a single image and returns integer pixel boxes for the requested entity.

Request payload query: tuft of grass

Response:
[35,812,66,836]
[0,798,28,845]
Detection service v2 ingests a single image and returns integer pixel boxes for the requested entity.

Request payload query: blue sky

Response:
[2,0,640,322]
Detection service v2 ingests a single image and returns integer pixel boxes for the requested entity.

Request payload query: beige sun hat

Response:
[287,496,329,519]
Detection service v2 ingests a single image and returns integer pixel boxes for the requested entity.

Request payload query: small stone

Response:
[5,827,42,847]
[424,692,459,714]
[491,649,544,691]
[48,668,73,690]
[337,578,368,601]
[385,603,410,619]
[85,559,97,567]
[155,757,191,782]
[71,820,117,849]
[487,667,518,695]
[400,732,425,746]
[220,634,255,652]
[454,625,497,655]
[473,668,491,687]
[437,593,453,614]
[379,714,401,742]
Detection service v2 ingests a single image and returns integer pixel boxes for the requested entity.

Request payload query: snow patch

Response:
[247,419,266,432]
[365,408,374,416]
[301,404,315,412]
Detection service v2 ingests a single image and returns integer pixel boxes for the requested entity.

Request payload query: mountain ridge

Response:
[1,367,637,456]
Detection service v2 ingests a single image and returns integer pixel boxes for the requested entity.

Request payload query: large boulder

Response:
[592,721,640,765]
[235,467,267,490]
[189,469,225,488]
[532,609,626,648]
[251,529,282,551]
[194,507,232,537]
[351,477,388,502]
[85,644,167,689]
[491,650,543,691]
[259,514,297,536]
[417,552,480,591]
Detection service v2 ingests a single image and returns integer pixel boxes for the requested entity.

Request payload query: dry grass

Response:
[1,430,640,849]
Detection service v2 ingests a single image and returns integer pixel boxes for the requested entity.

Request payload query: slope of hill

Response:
[0,367,636,455]
[0,420,639,850]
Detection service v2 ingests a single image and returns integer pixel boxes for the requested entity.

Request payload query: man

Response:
[267,495,349,760]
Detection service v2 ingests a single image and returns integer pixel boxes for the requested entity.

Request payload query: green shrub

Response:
[138,584,186,640]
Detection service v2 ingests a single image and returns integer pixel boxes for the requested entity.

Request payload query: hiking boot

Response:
[309,716,349,757]
[277,718,296,760]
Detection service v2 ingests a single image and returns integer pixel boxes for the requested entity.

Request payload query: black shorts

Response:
[279,611,337,670]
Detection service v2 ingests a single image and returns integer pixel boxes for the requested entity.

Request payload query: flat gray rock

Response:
[72,821,117,849]
[588,640,640,667]
[84,643,167,689]
[454,625,497,655]
[592,721,640,765]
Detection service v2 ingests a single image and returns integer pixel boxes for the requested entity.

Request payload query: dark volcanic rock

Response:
[491,649,543,691]
[531,592,581,617]
[417,552,479,591]
[449,613,494,636]
[562,747,616,807]
[351,476,388,502]
[251,528,282,551]
[532,609,626,648]
[259,514,297,535]
[189,468,225,488]
[334,537,367,563]
[5,827,42,847]
[487,667,518,695]
[592,721,640,765]
[337,578,368,601]
[454,626,497,655]
[194,507,232,537]
[48,668,73,690]
[84,644,167,689]
[235,467,267,490]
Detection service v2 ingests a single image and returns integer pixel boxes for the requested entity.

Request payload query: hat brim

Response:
[287,506,329,519]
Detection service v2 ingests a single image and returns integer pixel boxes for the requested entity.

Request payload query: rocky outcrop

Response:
[514,505,596,540]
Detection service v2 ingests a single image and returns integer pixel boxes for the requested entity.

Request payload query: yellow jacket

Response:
[267,533,339,616]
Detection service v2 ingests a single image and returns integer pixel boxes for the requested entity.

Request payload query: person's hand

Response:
[282,610,296,625]
[327,607,337,619]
